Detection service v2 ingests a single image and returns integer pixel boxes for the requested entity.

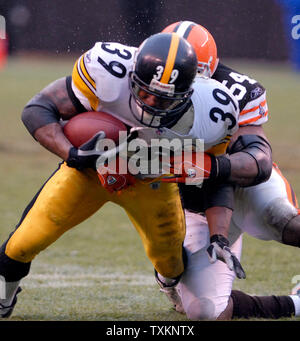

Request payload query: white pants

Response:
[178,165,299,320]
[178,211,242,320]
[232,165,298,241]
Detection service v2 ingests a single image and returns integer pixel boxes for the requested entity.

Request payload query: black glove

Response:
[206,234,246,279]
[66,131,106,170]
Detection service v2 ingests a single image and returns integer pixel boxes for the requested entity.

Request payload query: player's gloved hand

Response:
[97,157,136,193]
[160,152,231,185]
[206,234,246,279]
[66,131,106,170]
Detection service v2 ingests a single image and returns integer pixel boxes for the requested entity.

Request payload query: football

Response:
[63,111,127,147]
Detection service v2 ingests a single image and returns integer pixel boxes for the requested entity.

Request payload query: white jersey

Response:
[212,63,268,127]
[189,76,239,153]
[71,42,239,155]
[72,41,141,128]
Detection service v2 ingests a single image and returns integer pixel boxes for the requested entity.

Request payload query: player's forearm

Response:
[34,122,72,160]
[226,134,272,187]
[227,152,259,187]
[21,77,79,160]
[211,133,272,187]
[205,206,232,238]
[221,125,273,187]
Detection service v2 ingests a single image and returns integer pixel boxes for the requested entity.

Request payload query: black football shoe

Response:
[0,287,22,318]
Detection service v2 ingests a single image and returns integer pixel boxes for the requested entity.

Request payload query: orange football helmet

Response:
[162,21,219,77]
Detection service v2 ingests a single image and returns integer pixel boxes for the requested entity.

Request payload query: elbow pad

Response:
[21,93,60,137]
[228,134,272,186]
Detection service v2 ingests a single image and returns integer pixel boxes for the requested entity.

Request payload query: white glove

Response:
[206,234,246,279]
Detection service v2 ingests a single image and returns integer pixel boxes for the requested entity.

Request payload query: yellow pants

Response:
[6,163,186,278]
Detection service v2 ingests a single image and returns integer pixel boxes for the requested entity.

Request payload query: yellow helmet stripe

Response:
[160,33,180,84]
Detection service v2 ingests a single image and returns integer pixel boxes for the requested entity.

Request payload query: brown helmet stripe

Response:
[172,21,196,39]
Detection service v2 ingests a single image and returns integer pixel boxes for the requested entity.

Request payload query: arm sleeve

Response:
[179,181,235,214]
[21,93,60,137]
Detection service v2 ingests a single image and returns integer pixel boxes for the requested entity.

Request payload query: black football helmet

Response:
[129,33,198,128]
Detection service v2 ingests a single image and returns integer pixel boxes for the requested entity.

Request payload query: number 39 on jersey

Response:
[71,42,137,113]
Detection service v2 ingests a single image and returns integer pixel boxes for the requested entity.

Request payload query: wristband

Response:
[216,155,231,181]
[210,155,231,181]
[66,147,81,168]
[210,234,229,246]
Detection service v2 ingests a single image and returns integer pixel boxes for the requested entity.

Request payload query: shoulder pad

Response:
[72,42,137,107]
[85,42,137,102]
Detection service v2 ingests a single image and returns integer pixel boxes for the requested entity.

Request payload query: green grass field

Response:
[0,55,300,321]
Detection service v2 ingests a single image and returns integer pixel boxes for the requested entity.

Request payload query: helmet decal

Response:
[153,65,179,85]
[149,78,175,96]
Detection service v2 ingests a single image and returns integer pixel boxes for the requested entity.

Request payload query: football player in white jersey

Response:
[0,32,249,318]
[157,21,300,320]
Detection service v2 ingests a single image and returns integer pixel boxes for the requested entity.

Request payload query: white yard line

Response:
[22,265,155,288]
